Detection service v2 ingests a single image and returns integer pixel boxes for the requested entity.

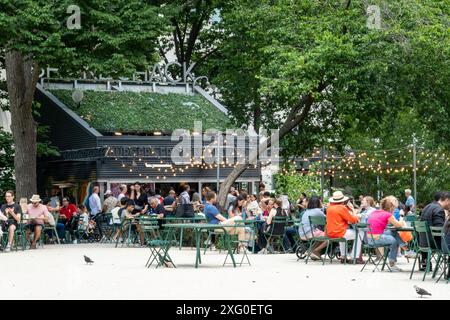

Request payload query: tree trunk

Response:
[217,87,325,209]
[5,50,40,200]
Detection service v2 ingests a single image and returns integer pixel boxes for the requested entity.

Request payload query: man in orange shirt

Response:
[326,191,363,263]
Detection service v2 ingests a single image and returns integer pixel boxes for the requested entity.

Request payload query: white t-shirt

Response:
[111,207,121,224]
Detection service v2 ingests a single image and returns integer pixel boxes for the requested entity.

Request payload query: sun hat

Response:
[105,190,112,195]
[329,191,349,203]
[30,194,42,203]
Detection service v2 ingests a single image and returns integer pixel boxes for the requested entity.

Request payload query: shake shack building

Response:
[35,68,261,201]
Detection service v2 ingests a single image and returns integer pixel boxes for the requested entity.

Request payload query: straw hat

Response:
[30,194,42,203]
[329,191,349,203]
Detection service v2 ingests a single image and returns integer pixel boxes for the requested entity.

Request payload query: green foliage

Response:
[201,0,449,159]
[50,89,232,134]
[274,171,320,201]
[0,0,167,77]
[330,109,450,204]
[0,128,15,195]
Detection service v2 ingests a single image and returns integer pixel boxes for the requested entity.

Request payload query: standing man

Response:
[405,189,415,213]
[0,190,22,252]
[179,184,191,204]
[89,186,102,217]
[103,190,118,213]
[117,184,128,201]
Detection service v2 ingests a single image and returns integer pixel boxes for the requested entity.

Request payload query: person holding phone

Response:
[326,191,363,264]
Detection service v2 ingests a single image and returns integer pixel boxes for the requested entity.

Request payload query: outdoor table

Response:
[162,223,237,268]
[162,216,206,249]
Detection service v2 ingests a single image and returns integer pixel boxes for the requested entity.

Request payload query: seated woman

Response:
[366,196,406,272]
[255,199,289,252]
[284,196,328,257]
[228,195,246,218]
[204,191,247,249]
[246,194,261,219]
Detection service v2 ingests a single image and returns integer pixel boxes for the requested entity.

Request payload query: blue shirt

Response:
[393,208,400,220]
[405,196,415,209]
[204,203,220,224]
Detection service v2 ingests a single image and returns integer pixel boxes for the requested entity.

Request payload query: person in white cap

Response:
[26,195,50,249]
[103,189,118,213]
[325,191,364,264]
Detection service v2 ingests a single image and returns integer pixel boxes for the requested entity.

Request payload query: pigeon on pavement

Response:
[84,255,94,265]
[414,285,431,298]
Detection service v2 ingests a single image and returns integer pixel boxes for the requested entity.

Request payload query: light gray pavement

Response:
[0,244,447,299]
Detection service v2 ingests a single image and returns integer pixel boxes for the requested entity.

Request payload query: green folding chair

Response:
[409,221,442,281]
[42,212,61,245]
[305,215,329,264]
[223,221,251,267]
[263,215,289,254]
[435,229,449,284]
[359,225,391,272]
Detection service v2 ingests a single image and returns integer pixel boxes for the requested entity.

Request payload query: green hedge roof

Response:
[50,89,232,134]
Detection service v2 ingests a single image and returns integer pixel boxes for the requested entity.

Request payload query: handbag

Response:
[398,221,413,242]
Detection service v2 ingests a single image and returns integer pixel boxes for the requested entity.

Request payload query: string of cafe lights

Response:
[279,145,450,179]
[108,142,261,181]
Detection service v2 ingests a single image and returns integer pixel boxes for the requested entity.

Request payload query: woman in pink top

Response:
[367,196,405,271]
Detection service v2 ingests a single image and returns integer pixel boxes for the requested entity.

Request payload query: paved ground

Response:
[0,244,447,300]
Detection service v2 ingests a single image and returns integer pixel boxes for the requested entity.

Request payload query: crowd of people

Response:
[1,182,449,278]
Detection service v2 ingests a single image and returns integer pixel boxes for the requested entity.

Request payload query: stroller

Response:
[71,214,100,243]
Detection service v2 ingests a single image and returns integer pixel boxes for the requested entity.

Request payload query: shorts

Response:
[26,224,44,232]
[1,219,18,232]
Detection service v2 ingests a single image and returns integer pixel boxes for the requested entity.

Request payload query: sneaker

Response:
[389,264,403,272]
[404,250,416,259]
[210,244,216,251]
[258,248,267,254]
[4,245,11,252]
[309,252,321,261]
[30,244,37,249]
[73,239,78,244]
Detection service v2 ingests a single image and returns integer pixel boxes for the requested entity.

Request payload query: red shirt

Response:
[60,204,77,221]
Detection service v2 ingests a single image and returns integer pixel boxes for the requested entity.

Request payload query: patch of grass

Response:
[50,90,233,134]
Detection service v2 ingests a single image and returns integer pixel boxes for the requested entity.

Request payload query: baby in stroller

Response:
[73,205,97,243]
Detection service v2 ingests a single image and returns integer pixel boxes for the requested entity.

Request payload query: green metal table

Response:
[163,223,237,268]
[162,216,206,249]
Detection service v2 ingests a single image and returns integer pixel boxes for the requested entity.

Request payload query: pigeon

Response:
[351,279,356,281]
[414,285,431,298]
[84,255,94,265]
